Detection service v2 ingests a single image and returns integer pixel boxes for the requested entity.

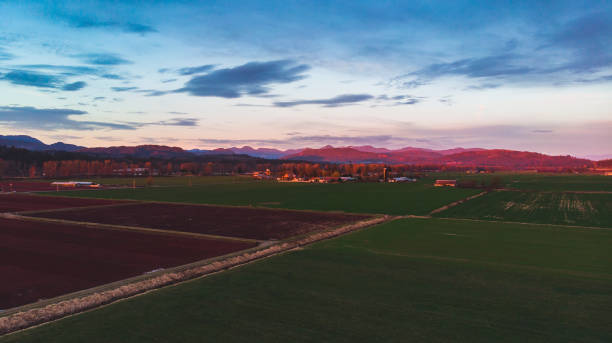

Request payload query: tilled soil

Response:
[28,202,374,240]
[0,218,256,309]
[0,194,121,213]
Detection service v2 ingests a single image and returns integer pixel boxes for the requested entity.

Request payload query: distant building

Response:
[389,177,417,183]
[434,179,457,187]
[340,176,357,182]
[51,181,100,188]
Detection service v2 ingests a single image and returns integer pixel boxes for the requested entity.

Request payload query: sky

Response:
[0,0,610,158]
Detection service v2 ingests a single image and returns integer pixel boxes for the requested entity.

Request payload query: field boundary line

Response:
[13,202,139,216]
[428,191,488,215]
[0,215,394,336]
[0,213,262,244]
[34,193,384,217]
[432,216,612,231]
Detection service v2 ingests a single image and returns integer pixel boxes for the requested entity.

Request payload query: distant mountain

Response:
[227,146,305,159]
[0,134,602,169]
[284,147,386,163]
[438,150,592,168]
[436,147,486,155]
[0,135,85,151]
[190,146,305,159]
[48,142,84,152]
[0,135,48,150]
[283,146,593,168]
[349,145,393,154]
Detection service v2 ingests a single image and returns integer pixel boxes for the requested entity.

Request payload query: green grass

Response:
[47,181,479,215]
[4,218,611,342]
[434,190,612,228]
[430,172,612,192]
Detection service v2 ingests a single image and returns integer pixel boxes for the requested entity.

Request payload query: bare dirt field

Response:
[0,194,122,213]
[0,218,256,309]
[28,202,374,240]
[0,182,65,193]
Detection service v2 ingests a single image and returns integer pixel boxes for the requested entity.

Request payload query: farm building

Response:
[434,179,457,187]
[389,177,417,183]
[50,181,101,188]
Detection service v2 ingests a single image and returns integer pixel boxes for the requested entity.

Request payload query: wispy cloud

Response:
[0,106,134,130]
[121,117,199,128]
[376,94,424,106]
[274,94,373,107]
[176,60,310,98]
[176,65,215,76]
[1,70,61,88]
[57,12,157,34]
[393,12,612,89]
[61,81,87,91]
[0,48,14,61]
[111,86,138,92]
[76,53,132,66]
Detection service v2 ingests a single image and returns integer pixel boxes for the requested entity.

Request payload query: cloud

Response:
[123,117,200,128]
[77,53,131,65]
[393,12,612,89]
[0,48,14,61]
[176,65,215,75]
[101,73,125,80]
[61,81,87,91]
[48,134,82,141]
[155,118,199,126]
[548,12,612,72]
[377,94,424,106]
[274,94,373,107]
[411,54,533,80]
[18,64,100,76]
[58,12,157,34]
[1,70,62,88]
[176,60,310,98]
[464,83,501,90]
[0,106,135,130]
[12,64,130,82]
[532,129,553,133]
[111,86,138,92]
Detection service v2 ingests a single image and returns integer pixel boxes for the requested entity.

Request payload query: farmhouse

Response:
[434,179,456,187]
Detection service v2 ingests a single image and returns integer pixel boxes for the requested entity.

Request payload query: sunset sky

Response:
[0,1,610,158]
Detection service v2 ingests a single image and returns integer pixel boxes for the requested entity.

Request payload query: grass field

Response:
[47,181,479,215]
[429,172,612,192]
[4,218,611,342]
[434,190,612,228]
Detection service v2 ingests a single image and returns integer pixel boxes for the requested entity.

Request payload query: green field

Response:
[4,218,611,342]
[434,190,612,228]
[429,172,612,192]
[48,181,479,215]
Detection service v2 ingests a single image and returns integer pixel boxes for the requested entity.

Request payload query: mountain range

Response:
[0,135,603,168]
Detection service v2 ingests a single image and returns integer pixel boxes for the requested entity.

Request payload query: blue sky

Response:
[0,0,610,158]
